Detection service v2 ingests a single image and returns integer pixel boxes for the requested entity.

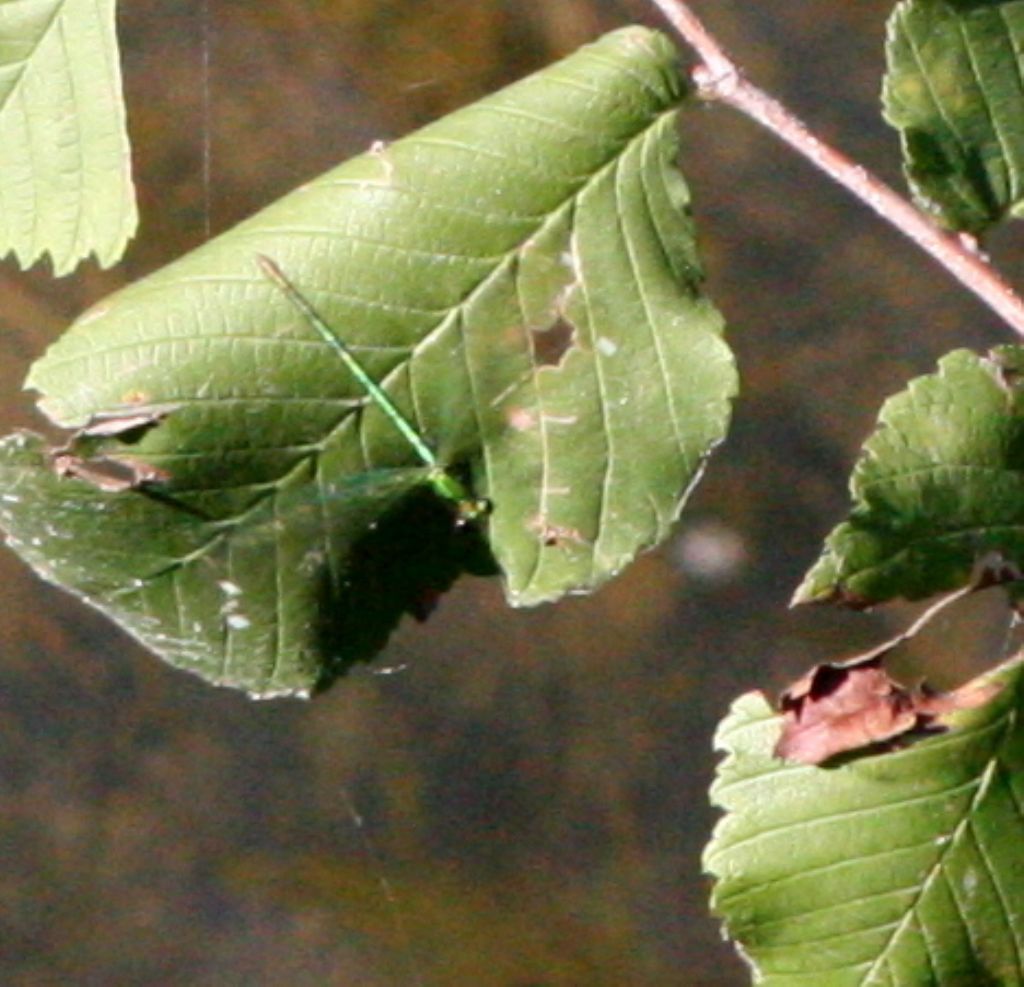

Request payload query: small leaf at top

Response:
[0,28,736,696]
[706,654,1024,984]
[0,0,137,273]
[795,347,1024,607]
[884,0,1024,233]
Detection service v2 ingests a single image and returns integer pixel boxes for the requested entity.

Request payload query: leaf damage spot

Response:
[528,515,587,548]
[225,612,252,631]
[74,404,179,441]
[559,249,580,277]
[120,389,152,406]
[774,654,1000,765]
[506,407,538,431]
[48,404,177,493]
[531,316,576,366]
[369,139,395,184]
[52,452,169,494]
[984,346,1024,398]
[776,580,1010,764]
[529,274,584,369]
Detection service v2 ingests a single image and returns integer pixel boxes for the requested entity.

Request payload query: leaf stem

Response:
[647,0,1024,340]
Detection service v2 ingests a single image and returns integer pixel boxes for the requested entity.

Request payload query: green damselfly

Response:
[257,256,489,525]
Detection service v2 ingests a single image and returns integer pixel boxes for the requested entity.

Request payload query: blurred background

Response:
[0,1,1019,983]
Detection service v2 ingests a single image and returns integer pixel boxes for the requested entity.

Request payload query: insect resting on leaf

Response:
[257,255,490,526]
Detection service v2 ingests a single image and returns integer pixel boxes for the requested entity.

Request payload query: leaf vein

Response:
[715,834,947,907]
[857,704,1015,984]
[904,21,972,178]
[717,776,983,859]
[968,808,1023,972]
[955,16,1013,209]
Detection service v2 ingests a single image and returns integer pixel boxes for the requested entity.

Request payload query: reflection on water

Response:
[0,0,1013,983]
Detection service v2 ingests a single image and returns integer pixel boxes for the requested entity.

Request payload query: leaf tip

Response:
[790,574,870,610]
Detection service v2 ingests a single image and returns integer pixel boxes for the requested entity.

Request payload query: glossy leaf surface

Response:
[1,28,736,695]
[706,656,1024,985]
[0,0,136,273]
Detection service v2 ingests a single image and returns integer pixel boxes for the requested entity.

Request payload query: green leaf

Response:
[1,27,736,696]
[883,0,1024,234]
[0,0,136,273]
[796,347,1024,607]
[0,432,495,697]
[705,656,1024,986]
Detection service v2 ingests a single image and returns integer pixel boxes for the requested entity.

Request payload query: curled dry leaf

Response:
[48,405,176,493]
[775,654,1001,765]
[73,404,179,441]
[51,451,169,494]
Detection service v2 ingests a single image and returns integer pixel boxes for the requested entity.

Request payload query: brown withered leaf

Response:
[778,578,1011,764]
[775,655,1001,765]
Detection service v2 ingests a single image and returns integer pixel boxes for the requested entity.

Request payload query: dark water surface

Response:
[0,1,1015,983]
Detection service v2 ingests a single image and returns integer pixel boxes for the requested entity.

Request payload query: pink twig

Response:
[647,0,1024,340]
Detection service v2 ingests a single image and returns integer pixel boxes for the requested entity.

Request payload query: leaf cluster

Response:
[6,2,1024,983]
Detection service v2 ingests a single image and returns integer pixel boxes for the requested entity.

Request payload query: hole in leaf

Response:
[531,316,575,367]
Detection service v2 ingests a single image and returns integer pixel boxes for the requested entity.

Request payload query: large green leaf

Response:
[0,0,136,273]
[705,655,1024,985]
[0,433,496,697]
[796,348,1024,607]
[883,0,1024,234]
[0,27,736,696]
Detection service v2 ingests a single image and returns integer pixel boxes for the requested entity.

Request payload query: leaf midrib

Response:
[857,702,1018,985]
